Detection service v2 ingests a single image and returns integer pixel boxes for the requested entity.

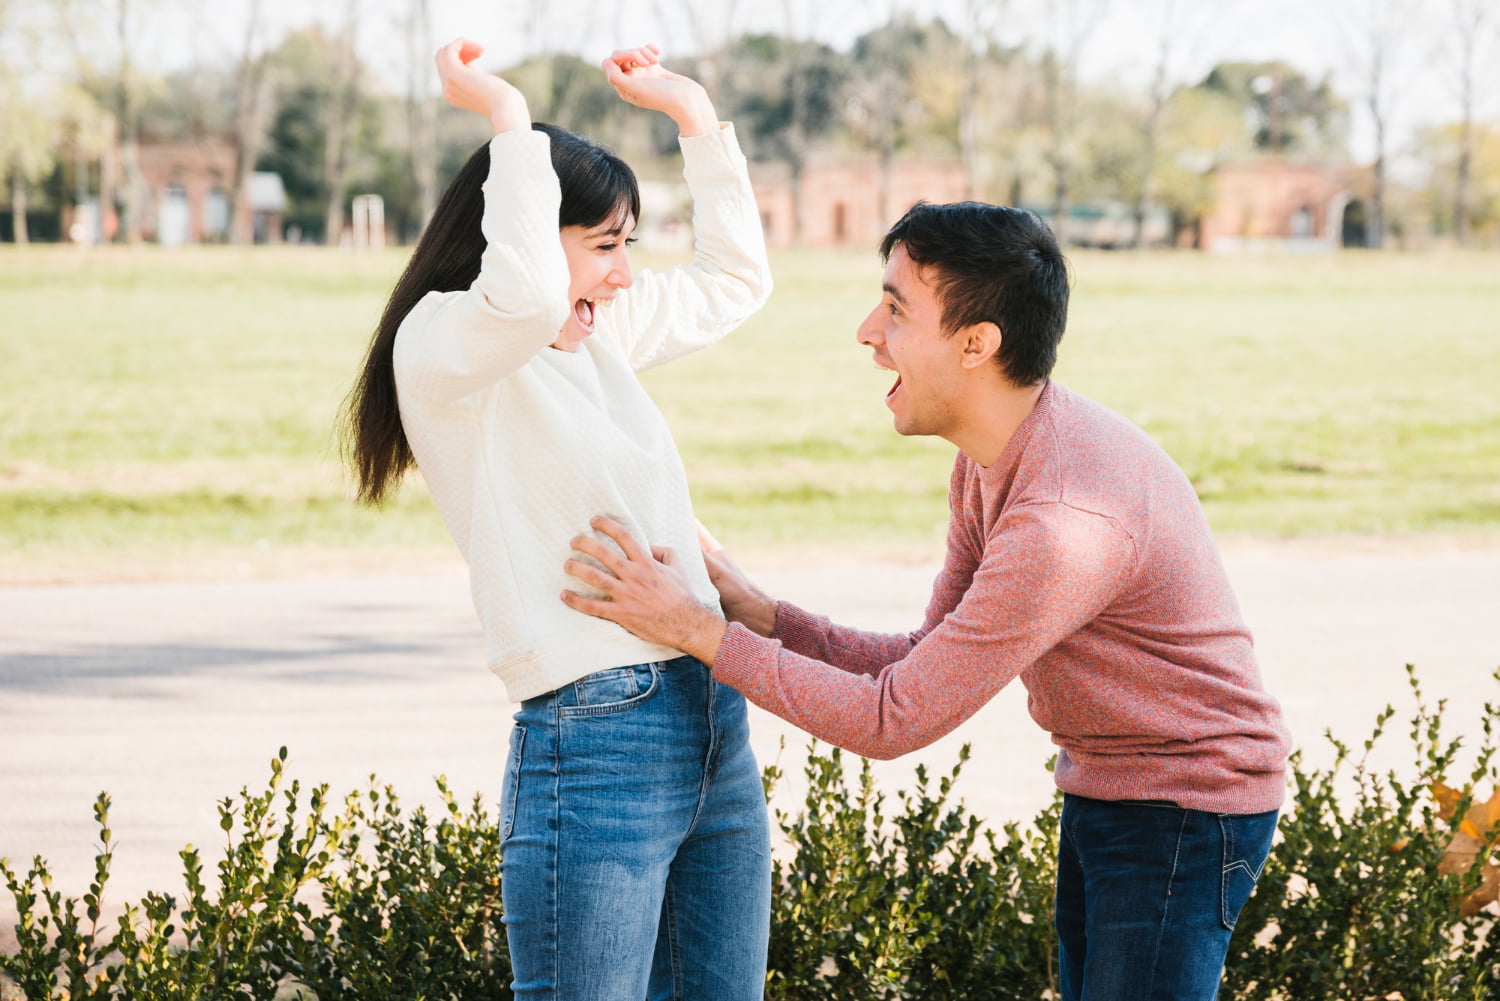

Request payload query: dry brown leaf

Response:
[1432,781,1500,840]
[1433,783,1500,915]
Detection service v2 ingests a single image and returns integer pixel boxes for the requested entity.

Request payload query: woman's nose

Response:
[610,252,634,290]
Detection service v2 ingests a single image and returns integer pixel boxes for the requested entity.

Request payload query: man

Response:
[561,201,1291,1000]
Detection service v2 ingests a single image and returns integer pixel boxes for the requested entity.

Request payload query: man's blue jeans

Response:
[1055,794,1278,1001]
[499,656,771,1001]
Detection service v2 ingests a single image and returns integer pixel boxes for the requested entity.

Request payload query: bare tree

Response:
[959,0,1010,201]
[47,0,148,243]
[1335,0,1417,249]
[111,0,153,244]
[1446,0,1496,245]
[403,0,437,233]
[652,0,742,107]
[0,0,57,242]
[779,0,852,243]
[322,0,361,246]
[1037,0,1106,247]
[226,0,271,245]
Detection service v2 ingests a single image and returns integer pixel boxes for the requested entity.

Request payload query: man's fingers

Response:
[563,558,618,593]
[589,516,650,563]
[651,545,675,565]
[570,529,626,565]
[560,589,619,621]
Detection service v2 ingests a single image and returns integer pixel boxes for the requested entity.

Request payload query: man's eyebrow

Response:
[883,282,909,307]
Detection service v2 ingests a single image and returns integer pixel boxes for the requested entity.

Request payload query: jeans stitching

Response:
[1219,814,1235,930]
[548,698,562,997]
[663,880,684,1000]
[1145,809,1192,998]
[500,726,526,842]
[555,662,661,717]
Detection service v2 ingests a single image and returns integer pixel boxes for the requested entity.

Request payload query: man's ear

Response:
[957,321,1002,370]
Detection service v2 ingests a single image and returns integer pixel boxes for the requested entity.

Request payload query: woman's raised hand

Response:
[601,45,718,138]
[435,38,530,135]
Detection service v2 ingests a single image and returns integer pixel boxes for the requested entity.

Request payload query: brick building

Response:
[1199,158,1352,252]
[750,159,968,249]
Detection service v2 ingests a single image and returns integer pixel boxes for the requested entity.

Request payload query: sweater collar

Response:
[976,379,1058,486]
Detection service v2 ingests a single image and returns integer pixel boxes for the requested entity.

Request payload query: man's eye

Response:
[887,303,900,316]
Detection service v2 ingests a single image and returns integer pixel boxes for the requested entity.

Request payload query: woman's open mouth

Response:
[573,298,596,333]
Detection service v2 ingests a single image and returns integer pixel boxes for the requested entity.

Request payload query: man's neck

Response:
[948,379,1047,469]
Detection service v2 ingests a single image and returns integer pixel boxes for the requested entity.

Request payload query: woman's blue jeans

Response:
[499,656,771,1001]
[1055,794,1278,1001]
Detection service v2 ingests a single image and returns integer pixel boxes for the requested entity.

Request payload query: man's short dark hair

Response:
[879,202,1070,387]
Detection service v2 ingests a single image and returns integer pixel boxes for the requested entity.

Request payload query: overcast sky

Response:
[119,0,1500,164]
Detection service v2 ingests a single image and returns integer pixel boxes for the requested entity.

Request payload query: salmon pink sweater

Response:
[713,382,1291,814]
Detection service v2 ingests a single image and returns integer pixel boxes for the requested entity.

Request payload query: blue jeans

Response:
[499,656,771,1001]
[1055,794,1278,1001]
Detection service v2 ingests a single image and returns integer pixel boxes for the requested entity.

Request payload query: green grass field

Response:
[2,244,1497,582]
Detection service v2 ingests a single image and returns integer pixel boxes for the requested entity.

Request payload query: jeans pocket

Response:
[556,662,660,717]
[499,724,526,843]
[1219,811,1275,930]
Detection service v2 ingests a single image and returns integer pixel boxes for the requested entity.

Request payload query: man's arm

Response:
[710,505,1136,758]
[564,507,1136,759]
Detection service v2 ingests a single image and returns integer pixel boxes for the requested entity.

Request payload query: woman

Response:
[341,38,772,1001]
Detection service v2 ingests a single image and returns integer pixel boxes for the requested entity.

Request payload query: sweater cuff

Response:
[770,601,826,656]
[679,122,748,181]
[711,621,776,694]
[486,128,552,182]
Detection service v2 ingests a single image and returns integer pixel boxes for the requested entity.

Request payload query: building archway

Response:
[1340,198,1369,248]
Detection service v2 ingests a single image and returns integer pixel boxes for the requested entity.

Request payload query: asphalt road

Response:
[2,541,1498,948]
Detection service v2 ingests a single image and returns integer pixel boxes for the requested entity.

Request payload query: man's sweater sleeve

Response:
[394,130,571,406]
[712,503,1137,759]
[604,124,772,371]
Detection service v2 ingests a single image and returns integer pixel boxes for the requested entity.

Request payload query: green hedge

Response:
[4,665,1499,1000]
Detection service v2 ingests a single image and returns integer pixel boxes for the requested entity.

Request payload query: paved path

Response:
[2,544,1498,946]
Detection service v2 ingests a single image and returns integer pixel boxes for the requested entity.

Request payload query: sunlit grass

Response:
[2,243,1497,581]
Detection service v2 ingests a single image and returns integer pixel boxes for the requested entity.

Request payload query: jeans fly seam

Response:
[686,670,719,836]
[547,699,562,998]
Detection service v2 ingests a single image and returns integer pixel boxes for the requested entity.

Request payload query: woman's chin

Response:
[549,322,593,352]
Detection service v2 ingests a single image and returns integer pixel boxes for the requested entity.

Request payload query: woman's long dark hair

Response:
[340,123,641,505]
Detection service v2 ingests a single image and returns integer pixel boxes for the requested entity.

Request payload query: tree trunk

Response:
[227,0,267,246]
[116,0,144,245]
[322,0,359,247]
[784,8,810,244]
[10,166,29,245]
[959,38,981,201]
[406,0,438,234]
[1454,115,1472,245]
[1369,104,1386,249]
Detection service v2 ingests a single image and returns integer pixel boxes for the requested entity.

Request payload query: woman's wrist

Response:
[670,91,718,138]
[489,96,531,136]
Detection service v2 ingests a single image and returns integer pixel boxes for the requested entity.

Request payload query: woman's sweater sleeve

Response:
[394,130,571,406]
[605,124,772,371]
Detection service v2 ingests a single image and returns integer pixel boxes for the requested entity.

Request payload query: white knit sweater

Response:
[393,125,770,702]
